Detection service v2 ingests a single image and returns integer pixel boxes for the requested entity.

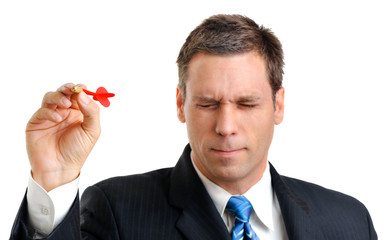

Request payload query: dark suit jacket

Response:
[10,144,377,239]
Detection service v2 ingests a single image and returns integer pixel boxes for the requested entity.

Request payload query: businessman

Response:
[11,14,377,239]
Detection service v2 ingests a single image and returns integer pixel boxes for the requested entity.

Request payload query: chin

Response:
[211,165,246,181]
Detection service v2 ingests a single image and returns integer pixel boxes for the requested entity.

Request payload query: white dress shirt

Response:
[191,158,288,240]
[27,160,288,239]
[27,175,79,238]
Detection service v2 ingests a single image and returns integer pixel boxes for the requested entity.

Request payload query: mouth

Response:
[211,148,244,157]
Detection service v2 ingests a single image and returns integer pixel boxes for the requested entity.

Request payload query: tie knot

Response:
[226,196,253,223]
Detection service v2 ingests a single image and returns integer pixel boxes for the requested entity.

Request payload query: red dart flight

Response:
[83,87,115,107]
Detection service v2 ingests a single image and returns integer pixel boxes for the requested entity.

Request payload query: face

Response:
[176,52,284,194]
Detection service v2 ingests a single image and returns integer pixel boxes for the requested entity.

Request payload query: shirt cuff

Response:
[27,174,79,236]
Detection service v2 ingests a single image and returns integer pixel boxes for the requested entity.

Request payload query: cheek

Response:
[186,112,205,142]
[186,117,211,143]
[186,108,213,132]
[245,113,275,145]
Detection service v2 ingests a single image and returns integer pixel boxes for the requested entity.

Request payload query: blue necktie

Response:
[226,196,260,240]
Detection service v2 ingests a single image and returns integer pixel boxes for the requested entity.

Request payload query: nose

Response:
[215,104,238,137]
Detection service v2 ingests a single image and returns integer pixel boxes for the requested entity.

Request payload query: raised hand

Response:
[26,83,101,191]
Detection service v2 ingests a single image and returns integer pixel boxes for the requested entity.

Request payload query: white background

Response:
[1,0,384,238]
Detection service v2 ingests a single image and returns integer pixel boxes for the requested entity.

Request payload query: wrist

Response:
[31,169,80,192]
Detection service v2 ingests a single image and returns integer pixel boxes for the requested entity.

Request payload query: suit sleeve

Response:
[80,185,120,240]
[10,185,120,240]
[9,192,81,240]
[366,207,378,240]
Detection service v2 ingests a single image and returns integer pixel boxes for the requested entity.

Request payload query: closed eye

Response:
[236,96,261,109]
[198,103,218,109]
[238,103,258,108]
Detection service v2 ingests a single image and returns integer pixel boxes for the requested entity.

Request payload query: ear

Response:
[274,87,285,125]
[176,86,186,123]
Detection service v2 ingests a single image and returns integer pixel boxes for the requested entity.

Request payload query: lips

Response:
[211,148,244,157]
[212,148,240,152]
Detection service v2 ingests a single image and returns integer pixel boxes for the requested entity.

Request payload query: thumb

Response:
[76,91,101,141]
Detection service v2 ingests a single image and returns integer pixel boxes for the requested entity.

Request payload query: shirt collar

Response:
[191,155,275,231]
[244,163,275,231]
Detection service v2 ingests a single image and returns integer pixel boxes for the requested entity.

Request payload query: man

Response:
[10,14,377,239]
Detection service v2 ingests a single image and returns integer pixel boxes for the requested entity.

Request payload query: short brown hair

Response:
[176,14,284,102]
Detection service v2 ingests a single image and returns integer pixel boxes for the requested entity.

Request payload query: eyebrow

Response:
[236,96,261,102]
[192,96,219,103]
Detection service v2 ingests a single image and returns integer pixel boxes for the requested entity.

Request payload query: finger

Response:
[69,84,88,110]
[42,91,72,109]
[42,83,88,109]
[30,107,66,124]
[40,83,75,109]
[73,91,101,140]
[56,83,78,95]
[57,83,87,96]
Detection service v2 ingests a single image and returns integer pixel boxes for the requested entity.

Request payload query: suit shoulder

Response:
[276,175,377,237]
[85,167,173,199]
[95,168,172,188]
[280,175,369,214]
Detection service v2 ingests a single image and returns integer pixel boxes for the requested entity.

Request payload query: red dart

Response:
[72,86,115,107]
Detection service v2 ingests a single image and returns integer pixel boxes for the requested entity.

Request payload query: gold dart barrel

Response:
[71,86,83,93]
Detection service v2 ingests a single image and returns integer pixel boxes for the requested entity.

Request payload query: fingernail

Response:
[58,83,73,92]
[52,112,62,122]
[79,92,90,105]
[61,97,71,107]
[58,86,66,92]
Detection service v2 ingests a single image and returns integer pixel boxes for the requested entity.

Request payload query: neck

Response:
[191,153,267,195]
[218,161,267,195]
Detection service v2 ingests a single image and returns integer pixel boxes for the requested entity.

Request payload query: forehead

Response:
[186,52,270,99]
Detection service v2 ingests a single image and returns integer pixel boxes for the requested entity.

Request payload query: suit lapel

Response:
[169,145,231,240]
[168,146,326,239]
[270,163,326,240]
